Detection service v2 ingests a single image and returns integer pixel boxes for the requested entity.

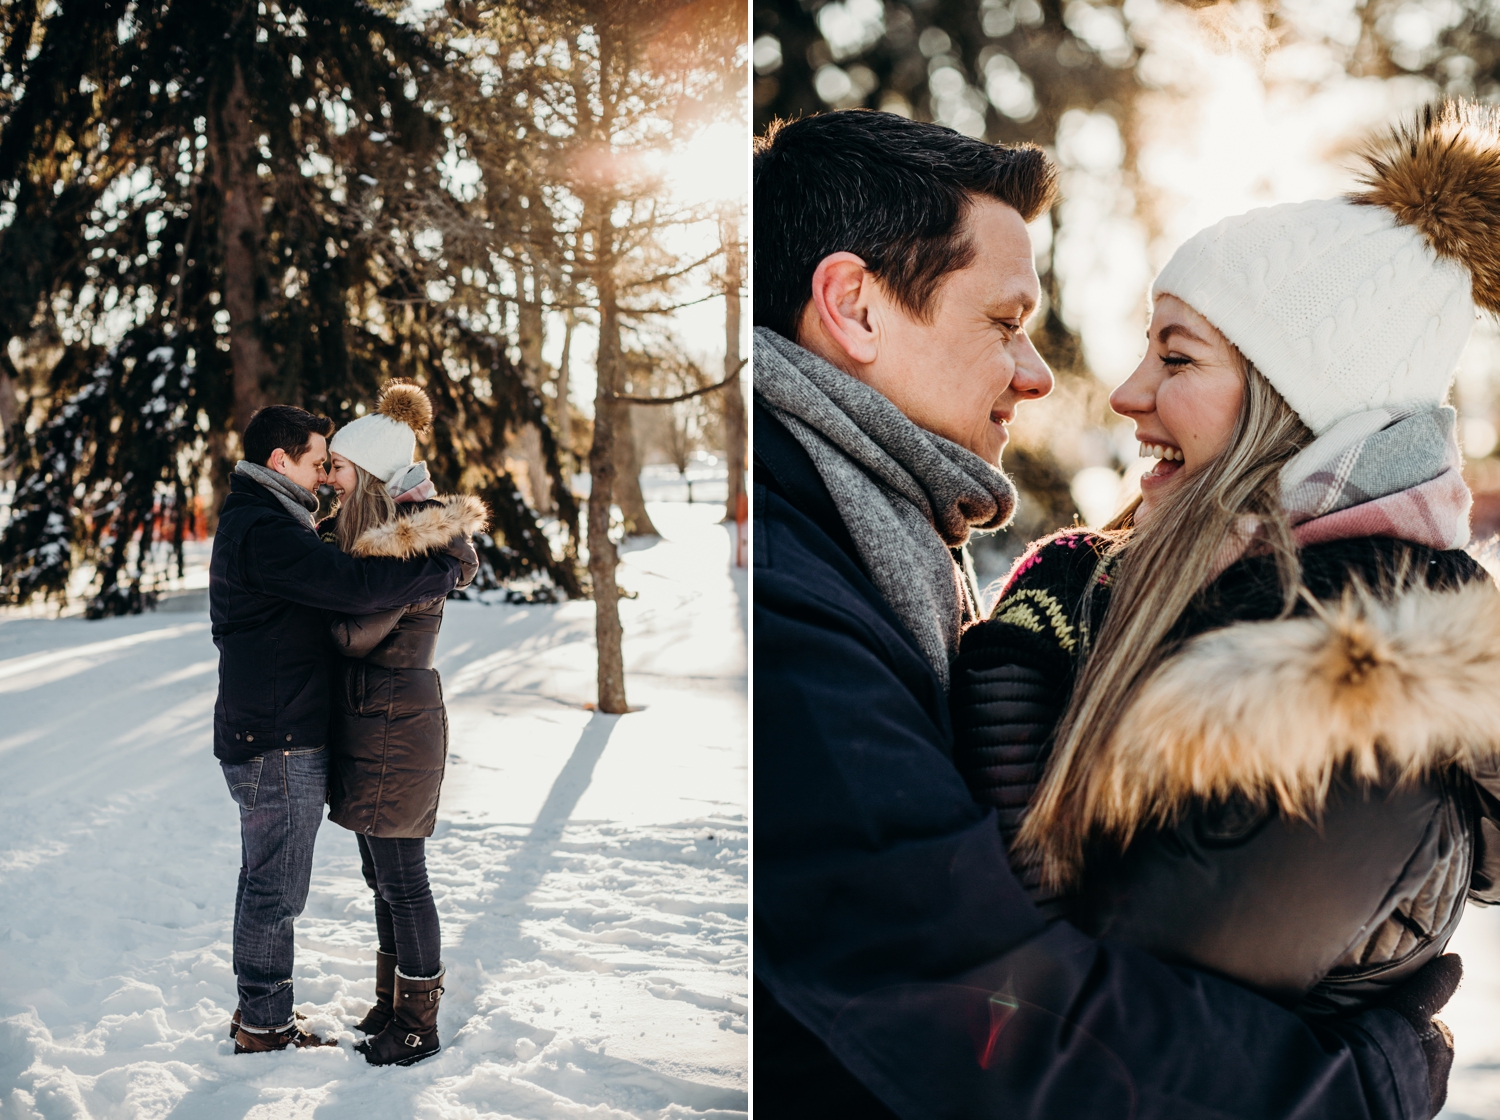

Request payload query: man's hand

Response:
[1383,953,1462,1117]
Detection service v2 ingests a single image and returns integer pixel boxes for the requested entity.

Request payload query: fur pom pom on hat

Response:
[330,380,433,484]
[1152,101,1500,436]
[373,380,433,434]
[1352,100,1500,312]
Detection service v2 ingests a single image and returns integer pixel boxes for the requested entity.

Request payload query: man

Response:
[753,110,1459,1118]
[210,404,474,1053]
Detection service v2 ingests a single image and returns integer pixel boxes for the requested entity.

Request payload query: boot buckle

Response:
[429,987,444,1001]
[405,1033,422,1047]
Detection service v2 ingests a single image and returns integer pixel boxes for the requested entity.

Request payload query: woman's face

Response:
[326,452,359,500]
[1110,294,1245,521]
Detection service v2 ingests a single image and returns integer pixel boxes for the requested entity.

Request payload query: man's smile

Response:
[990,407,1012,448]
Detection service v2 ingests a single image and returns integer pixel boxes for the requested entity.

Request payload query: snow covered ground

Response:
[1436,904,1500,1120]
[0,502,747,1120]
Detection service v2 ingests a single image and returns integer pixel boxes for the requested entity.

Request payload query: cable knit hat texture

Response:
[329,381,433,483]
[1153,102,1500,436]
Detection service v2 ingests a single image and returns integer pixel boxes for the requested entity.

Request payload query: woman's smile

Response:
[326,452,358,500]
[1139,440,1185,486]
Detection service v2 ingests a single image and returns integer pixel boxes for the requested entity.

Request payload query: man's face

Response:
[798,198,1053,464]
[268,433,328,493]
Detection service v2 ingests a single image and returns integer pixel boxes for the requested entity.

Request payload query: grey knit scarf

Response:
[755,327,1017,689]
[234,460,319,529]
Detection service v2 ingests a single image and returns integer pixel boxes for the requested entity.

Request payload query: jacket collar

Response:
[754,398,862,572]
[226,471,308,522]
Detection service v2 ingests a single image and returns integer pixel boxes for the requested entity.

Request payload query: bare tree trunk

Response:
[555,309,575,459]
[588,249,629,714]
[514,270,556,515]
[0,347,20,479]
[0,370,16,435]
[507,425,555,514]
[608,298,656,536]
[517,269,545,373]
[209,54,273,435]
[613,400,657,536]
[720,209,746,524]
[206,429,236,533]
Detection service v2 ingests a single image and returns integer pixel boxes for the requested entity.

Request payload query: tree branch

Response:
[608,360,743,405]
[617,245,724,290]
[618,291,722,315]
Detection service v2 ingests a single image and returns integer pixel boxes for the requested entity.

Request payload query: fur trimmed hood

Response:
[1028,579,1500,882]
[350,494,488,559]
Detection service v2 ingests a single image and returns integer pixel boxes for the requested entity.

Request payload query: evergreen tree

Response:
[0,0,579,612]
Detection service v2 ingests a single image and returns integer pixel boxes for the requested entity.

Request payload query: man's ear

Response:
[807,252,880,367]
[266,448,287,475]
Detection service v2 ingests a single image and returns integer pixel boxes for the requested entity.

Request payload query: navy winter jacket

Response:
[752,400,1431,1120]
[210,472,461,764]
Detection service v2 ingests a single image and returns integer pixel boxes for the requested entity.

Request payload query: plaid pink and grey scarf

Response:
[1281,405,1470,550]
[387,461,437,504]
[1215,405,1470,575]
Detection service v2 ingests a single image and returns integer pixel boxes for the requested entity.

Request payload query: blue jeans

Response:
[357,833,442,978]
[221,746,328,1029]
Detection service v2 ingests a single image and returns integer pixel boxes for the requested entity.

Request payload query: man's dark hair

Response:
[753,111,1058,340]
[242,405,335,467]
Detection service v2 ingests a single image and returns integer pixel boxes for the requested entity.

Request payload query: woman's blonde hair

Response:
[334,463,396,553]
[1016,356,1314,889]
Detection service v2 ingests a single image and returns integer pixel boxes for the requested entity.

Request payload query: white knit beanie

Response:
[329,381,433,483]
[1152,102,1500,436]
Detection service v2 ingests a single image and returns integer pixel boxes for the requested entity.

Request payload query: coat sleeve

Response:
[243,515,460,613]
[443,532,480,590]
[330,606,408,658]
[754,561,1431,1120]
[948,659,1062,899]
[1466,760,1500,904]
[947,535,1100,897]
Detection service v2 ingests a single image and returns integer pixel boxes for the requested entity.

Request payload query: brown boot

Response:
[360,966,443,1066]
[227,1007,305,1040]
[354,951,397,1034]
[233,1019,336,1053]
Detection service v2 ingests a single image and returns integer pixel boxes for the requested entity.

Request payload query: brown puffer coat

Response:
[323,494,487,838]
[953,534,1500,1018]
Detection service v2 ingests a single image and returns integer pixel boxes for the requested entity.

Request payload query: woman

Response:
[953,101,1500,1018]
[319,380,486,1065]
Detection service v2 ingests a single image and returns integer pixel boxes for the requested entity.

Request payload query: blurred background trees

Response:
[754,0,1500,597]
[0,0,747,644]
